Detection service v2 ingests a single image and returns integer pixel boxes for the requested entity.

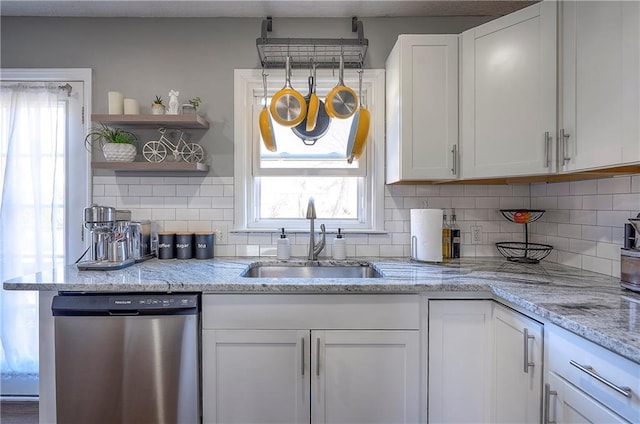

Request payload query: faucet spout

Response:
[306,198,326,260]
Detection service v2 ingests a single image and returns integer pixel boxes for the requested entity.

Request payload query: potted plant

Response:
[182,97,202,114]
[84,124,138,162]
[151,95,166,115]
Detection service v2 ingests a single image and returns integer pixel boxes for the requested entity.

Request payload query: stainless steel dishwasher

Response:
[52,293,200,424]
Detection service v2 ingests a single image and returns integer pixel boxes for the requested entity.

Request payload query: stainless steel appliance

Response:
[52,293,200,424]
[78,204,135,270]
[130,220,154,261]
[621,217,640,293]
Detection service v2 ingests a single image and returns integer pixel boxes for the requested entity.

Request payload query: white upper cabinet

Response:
[385,34,459,183]
[460,1,557,179]
[558,0,640,172]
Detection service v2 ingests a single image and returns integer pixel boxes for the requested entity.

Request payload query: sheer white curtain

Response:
[0,83,65,394]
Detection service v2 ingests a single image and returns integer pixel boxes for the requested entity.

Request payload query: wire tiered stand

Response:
[495,209,553,264]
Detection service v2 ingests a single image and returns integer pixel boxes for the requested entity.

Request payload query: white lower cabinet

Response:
[201,294,421,424]
[546,373,628,424]
[428,300,494,423]
[429,300,543,424]
[494,303,544,424]
[546,324,639,424]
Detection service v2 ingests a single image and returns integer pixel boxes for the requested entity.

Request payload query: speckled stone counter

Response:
[4,257,640,364]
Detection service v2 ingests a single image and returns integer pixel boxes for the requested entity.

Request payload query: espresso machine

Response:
[621,216,640,293]
[77,204,135,270]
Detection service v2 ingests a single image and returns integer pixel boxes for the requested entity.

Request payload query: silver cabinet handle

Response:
[543,383,558,424]
[451,144,458,175]
[316,337,321,377]
[561,129,570,165]
[544,131,551,168]
[523,328,535,373]
[569,360,632,398]
[301,336,305,376]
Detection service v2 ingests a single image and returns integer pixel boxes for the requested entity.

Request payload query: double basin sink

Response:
[241,261,383,279]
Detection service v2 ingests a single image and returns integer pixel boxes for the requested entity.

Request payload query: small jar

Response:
[195,232,215,259]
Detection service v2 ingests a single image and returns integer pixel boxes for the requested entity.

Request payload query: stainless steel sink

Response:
[241,262,383,278]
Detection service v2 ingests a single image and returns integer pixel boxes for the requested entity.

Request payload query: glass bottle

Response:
[450,212,461,259]
[442,213,451,259]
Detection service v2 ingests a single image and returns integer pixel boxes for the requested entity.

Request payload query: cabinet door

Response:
[202,329,310,424]
[559,0,640,171]
[428,300,494,424]
[494,305,543,424]
[461,2,557,178]
[386,34,459,182]
[546,373,629,424]
[311,330,420,424]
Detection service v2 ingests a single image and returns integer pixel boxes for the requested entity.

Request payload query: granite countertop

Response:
[4,257,640,364]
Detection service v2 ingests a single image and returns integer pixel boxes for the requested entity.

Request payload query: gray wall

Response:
[1,16,493,176]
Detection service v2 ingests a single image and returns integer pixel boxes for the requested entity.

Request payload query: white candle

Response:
[108,91,124,114]
[123,98,140,115]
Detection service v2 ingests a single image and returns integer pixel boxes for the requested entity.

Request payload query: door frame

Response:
[1,68,92,261]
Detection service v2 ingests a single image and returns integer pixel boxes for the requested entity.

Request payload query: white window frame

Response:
[234,68,385,232]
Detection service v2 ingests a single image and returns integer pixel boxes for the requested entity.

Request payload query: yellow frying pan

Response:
[270,56,307,127]
[348,70,370,163]
[259,71,277,152]
[325,55,358,120]
[306,65,320,132]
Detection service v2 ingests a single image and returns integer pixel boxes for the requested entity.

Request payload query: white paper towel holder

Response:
[410,235,442,263]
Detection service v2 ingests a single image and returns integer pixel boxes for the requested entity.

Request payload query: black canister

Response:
[158,232,175,259]
[176,233,194,259]
[195,232,215,259]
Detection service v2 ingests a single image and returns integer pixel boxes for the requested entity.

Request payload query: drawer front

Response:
[202,294,420,330]
[548,325,639,423]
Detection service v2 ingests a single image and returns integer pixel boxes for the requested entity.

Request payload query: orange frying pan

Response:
[259,71,277,152]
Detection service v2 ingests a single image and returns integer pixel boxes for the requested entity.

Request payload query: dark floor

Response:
[0,401,39,424]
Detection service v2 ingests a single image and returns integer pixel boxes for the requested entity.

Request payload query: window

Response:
[234,69,385,231]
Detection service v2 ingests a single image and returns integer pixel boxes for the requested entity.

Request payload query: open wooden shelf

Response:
[91,161,209,172]
[92,114,209,129]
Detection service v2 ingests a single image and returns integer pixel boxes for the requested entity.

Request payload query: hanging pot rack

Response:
[256,17,369,69]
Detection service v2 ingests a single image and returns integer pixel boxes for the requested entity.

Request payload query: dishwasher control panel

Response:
[52,293,199,316]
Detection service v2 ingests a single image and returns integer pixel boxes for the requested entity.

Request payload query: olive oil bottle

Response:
[442,212,451,259]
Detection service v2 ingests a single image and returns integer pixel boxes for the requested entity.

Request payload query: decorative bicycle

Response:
[142,128,204,163]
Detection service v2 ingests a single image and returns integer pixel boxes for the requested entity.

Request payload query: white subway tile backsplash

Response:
[92,172,639,276]
[596,210,632,226]
[582,255,612,276]
[557,223,582,239]
[546,181,570,196]
[596,242,621,261]
[569,210,597,225]
[569,239,597,256]
[582,195,612,210]
[597,176,630,194]
[612,193,640,211]
[558,195,582,210]
[581,225,612,243]
[152,209,176,221]
[476,197,500,209]
[570,179,597,195]
[153,185,176,197]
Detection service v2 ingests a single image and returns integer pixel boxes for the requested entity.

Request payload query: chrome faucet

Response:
[306,197,326,260]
